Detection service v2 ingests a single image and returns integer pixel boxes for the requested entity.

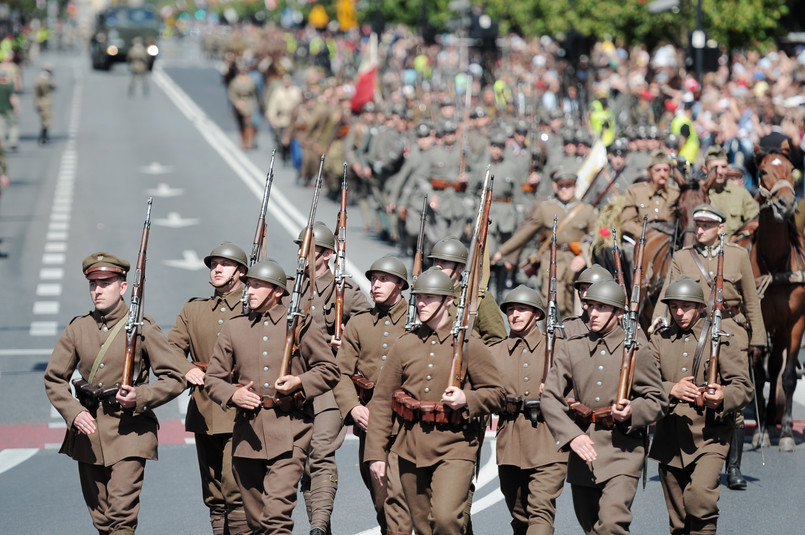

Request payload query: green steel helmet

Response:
[574,264,615,290]
[428,237,468,265]
[204,242,248,269]
[661,276,706,305]
[583,280,626,310]
[411,267,455,297]
[294,221,336,251]
[365,256,409,290]
[245,260,289,295]
[499,285,546,319]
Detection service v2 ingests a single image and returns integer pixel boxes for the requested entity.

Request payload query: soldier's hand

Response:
[116,386,137,409]
[275,375,302,395]
[570,434,597,462]
[73,411,97,435]
[648,316,669,335]
[670,376,698,402]
[329,334,343,351]
[351,405,370,431]
[231,381,261,409]
[703,383,725,409]
[369,460,386,486]
[441,386,467,409]
[429,196,441,212]
[186,367,205,386]
[749,345,764,364]
[570,255,587,273]
[491,251,503,265]
[612,399,632,422]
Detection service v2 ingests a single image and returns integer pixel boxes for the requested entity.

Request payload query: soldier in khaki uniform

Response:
[34,62,56,144]
[429,237,507,345]
[44,252,186,535]
[168,244,250,535]
[561,265,616,339]
[620,149,680,241]
[653,204,764,491]
[650,278,753,535]
[291,222,371,535]
[126,37,150,98]
[333,256,412,534]
[492,170,597,318]
[205,260,340,535]
[494,286,568,535]
[541,280,667,535]
[227,64,258,150]
[700,146,758,236]
[365,268,505,535]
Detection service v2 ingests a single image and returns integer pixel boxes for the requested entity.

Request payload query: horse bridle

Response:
[757,178,795,208]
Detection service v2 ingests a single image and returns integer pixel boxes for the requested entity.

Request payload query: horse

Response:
[732,146,805,452]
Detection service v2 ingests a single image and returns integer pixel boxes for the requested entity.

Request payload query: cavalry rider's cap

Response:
[551,168,577,183]
[82,252,130,280]
[692,204,726,223]
[705,145,728,163]
[648,149,671,168]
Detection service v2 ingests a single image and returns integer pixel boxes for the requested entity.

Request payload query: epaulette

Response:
[187,296,212,304]
[68,312,91,326]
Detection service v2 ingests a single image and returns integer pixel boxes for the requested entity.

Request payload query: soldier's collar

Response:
[694,243,721,258]
[211,284,244,311]
[587,324,622,353]
[251,303,285,325]
[92,299,128,330]
[506,326,543,353]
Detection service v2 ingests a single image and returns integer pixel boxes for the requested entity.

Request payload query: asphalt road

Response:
[0,37,804,534]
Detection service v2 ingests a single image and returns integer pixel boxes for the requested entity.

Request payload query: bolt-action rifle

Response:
[333,162,349,342]
[543,216,561,384]
[242,150,276,314]
[405,194,428,332]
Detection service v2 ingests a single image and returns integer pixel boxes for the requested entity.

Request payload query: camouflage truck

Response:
[90,6,160,71]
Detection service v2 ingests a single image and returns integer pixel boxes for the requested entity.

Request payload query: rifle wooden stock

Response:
[334,162,348,342]
[448,168,493,389]
[278,156,324,402]
[544,216,559,383]
[697,232,727,406]
[243,150,276,313]
[405,195,428,332]
[121,197,152,391]
[616,215,647,409]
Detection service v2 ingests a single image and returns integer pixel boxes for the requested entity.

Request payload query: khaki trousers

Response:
[571,474,639,535]
[78,457,145,534]
[658,453,724,535]
[499,462,568,535]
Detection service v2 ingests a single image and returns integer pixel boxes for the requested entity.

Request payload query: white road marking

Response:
[146,183,185,197]
[29,322,58,336]
[0,349,54,356]
[152,212,200,228]
[44,242,67,253]
[33,302,60,315]
[139,162,174,175]
[0,449,39,475]
[164,250,205,271]
[36,284,62,296]
[42,253,66,265]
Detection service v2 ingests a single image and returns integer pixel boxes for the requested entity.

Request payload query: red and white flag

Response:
[351,32,378,113]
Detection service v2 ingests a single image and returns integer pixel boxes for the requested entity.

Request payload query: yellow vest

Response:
[671,115,699,164]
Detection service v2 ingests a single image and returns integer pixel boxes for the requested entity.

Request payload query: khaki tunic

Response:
[44,299,186,466]
[707,181,759,236]
[168,286,244,434]
[655,243,765,347]
[204,303,340,461]
[227,73,257,118]
[365,323,505,467]
[620,181,680,239]
[541,325,667,486]
[649,319,753,468]
[34,71,56,128]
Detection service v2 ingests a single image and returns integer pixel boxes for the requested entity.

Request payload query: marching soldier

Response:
[34,62,56,144]
[227,62,258,150]
[562,264,616,339]
[44,252,186,535]
[494,286,568,535]
[127,37,150,98]
[700,146,758,236]
[332,256,412,534]
[429,237,507,345]
[364,268,505,535]
[650,278,753,535]
[652,204,765,490]
[205,260,339,535]
[492,170,597,319]
[168,243,250,534]
[541,280,667,535]
[581,139,638,207]
[620,149,679,242]
[291,222,371,535]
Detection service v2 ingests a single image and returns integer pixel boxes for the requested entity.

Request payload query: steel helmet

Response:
[499,285,546,319]
[294,221,336,251]
[583,280,626,310]
[428,237,468,265]
[411,267,455,297]
[365,256,409,290]
[245,260,289,295]
[661,276,706,305]
[204,242,248,269]
[574,264,615,290]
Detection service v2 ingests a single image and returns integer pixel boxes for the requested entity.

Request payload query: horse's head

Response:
[756,145,796,222]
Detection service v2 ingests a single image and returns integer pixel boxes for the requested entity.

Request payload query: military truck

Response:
[90,6,160,71]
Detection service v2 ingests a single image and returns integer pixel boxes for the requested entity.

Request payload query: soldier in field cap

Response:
[45,252,185,535]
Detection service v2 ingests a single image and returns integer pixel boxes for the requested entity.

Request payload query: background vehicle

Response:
[90,6,160,71]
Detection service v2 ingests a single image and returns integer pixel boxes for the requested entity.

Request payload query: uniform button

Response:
[596,381,602,386]
[524,391,530,396]
[709,271,714,277]
[598,365,604,370]
[381,355,387,360]
[99,363,104,368]
[682,352,688,358]
[382,343,388,349]
[426,375,432,380]
[600,350,606,355]
[432,340,437,345]
[523,377,529,382]
[262,351,268,356]
[429,352,435,357]
[684,337,690,343]
[263,366,269,371]
[385,320,391,326]
[523,363,529,368]
[263,336,268,341]
[424,387,430,393]
[221,307,226,312]
[654,208,659,213]
[263,321,269,326]
[594,396,600,402]
[383,332,389,337]
[218,319,224,325]
[681,367,688,372]
[312,305,316,311]
[98,383,103,387]
[428,363,433,368]
[263,383,270,388]
[556,440,561,446]
[522,349,527,354]
[217,333,221,337]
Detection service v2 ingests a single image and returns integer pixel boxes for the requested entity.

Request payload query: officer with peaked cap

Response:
[620,149,679,241]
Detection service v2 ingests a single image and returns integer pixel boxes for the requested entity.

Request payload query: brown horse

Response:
[733,148,805,452]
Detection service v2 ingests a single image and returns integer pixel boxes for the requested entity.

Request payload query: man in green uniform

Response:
[34,62,56,144]
[333,256,412,534]
[620,149,679,241]
[701,146,758,236]
[0,68,19,151]
[168,243,250,534]
[650,277,753,535]
[45,252,186,535]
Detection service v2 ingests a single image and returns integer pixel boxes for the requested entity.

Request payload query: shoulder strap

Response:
[88,316,128,383]
[689,248,711,283]
[690,319,711,380]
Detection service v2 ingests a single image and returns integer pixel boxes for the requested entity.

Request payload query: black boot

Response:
[726,424,747,489]
[39,128,48,144]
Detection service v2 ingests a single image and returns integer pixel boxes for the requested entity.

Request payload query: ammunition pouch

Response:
[429,178,467,192]
[521,183,537,194]
[568,399,614,429]
[522,399,542,424]
[391,389,465,427]
[351,373,375,405]
[270,390,306,413]
[72,378,122,415]
[500,395,541,424]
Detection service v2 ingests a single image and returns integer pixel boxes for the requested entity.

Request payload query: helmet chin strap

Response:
[209,272,237,289]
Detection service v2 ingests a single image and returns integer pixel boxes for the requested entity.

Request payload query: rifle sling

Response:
[89,316,128,384]
[690,318,712,380]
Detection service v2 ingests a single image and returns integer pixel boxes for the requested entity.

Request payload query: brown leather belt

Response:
[391,389,465,426]
[721,304,741,319]
[192,361,209,371]
[522,183,537,193]
[568,399,614,429]
[429,178,467,192]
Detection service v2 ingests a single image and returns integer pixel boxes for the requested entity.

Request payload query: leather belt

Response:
[429,178,467,192]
